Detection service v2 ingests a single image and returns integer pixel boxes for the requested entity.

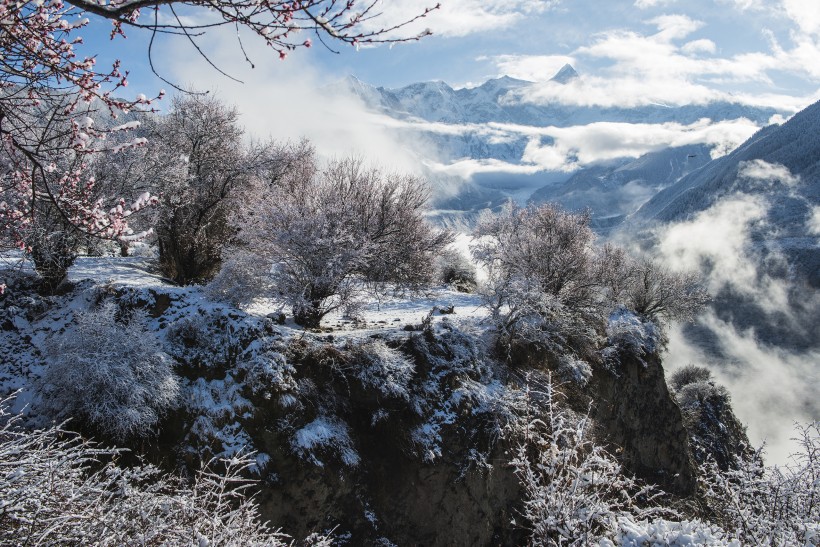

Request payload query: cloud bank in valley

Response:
[653,169,820,464]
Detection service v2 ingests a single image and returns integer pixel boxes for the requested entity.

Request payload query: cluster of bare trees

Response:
[472,202,709,360]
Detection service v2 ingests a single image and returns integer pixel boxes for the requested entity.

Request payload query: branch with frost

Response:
[509,374,669,544]
[0,395,310,545]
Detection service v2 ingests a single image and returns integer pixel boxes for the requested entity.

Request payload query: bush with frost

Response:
[0,398,330,546]
[509,376,668,545]
[37,303,179,440]
[699,422,819,545]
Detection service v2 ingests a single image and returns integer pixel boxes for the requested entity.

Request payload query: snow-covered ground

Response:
[66,255,490,336]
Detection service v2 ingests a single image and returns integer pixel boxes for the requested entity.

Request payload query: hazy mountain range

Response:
[338,65,787,222]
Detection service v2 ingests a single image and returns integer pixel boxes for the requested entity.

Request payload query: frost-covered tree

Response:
[244,156,452,327]
[621,258,709,323]
[145,95,304,284]
[472,202,708,361]
[474,203,602,312]
[472,203,614,360]
[147,95,246,284]
[37,302,179,441]
[436,247,478,292]
[0,97,157,289]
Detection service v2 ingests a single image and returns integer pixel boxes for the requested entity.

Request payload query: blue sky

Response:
[81,0,820,109]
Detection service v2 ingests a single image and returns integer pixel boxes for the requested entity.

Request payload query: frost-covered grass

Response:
[0,398,324,547]
[602,517,739,547]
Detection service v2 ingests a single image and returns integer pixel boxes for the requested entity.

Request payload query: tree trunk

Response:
[293,302,323,328]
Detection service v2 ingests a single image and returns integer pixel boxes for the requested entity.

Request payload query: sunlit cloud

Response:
[490,13,820,112]
[373,115,760,177]
[359,0,562,38]
[666,316,819,466]
[479,54,575,82]
[658,184,820,465]
[737,159,801,188]
[781,0,820,37]
[634,0,677,8]
[164,28,425,174]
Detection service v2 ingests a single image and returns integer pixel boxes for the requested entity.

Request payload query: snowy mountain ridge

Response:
[340,65,779,130]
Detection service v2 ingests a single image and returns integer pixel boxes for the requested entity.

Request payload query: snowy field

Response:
[64,255,490,335]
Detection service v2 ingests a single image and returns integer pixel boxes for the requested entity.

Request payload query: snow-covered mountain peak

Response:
[550,63,580,84]
[475,75,533,91]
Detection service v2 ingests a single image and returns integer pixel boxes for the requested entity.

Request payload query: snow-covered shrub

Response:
[556,355,592,386]
[205,248,272,307]
[236,338,299,404]
[348,339,415,401]
[0,399,310,546]
[292,415,360,467]
[700,422,820,545]
[183,374,256,461]
[241,155,453,327]
[601,516,737,546]
[603,307,663,364]
[37,303,179,441]
[436,247,477,292]
[510,376,668,545]
[675,380,731,414]
[24,208,85,291]
[669,364,713,392]
[473,203,607,315]
[667,365,750,469]
[165,308,247,369]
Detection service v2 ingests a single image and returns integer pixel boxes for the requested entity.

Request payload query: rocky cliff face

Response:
[590,350,698,496]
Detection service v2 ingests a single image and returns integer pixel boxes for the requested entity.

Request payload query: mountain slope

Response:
[530,144,713,231]
[633,99,820,253]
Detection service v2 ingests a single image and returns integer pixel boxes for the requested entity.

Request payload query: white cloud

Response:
[781,0,820,37]
[634,0,677,8]
[737,159,800,187]
[492,14,820,111]
[659,189,820,465]
[807,206,820,235]
[649,14,705,41]
[666,315,820,466]
[517,118,759,171]
[361,0,561,38]
[657,194,777,302]
[426,158,544,179]
[379,114,759,175]
[681,38,717,55]
[380,115,759,176]
[163,28,424,174]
